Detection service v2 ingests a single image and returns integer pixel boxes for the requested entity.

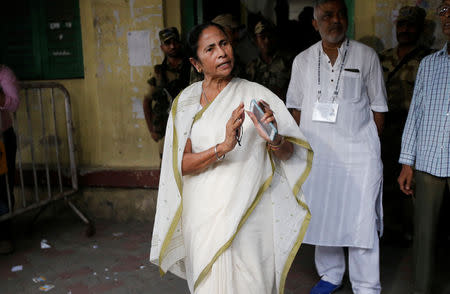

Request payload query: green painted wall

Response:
[345,0,355,38]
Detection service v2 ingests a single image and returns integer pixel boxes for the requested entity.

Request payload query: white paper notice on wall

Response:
[127,30,151,66]
[131,97,145,119]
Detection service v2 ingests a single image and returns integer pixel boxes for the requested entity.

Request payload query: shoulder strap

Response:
[386,47,421,85]
[160,62,169,86]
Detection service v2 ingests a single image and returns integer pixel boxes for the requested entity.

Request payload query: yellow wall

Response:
[355,0,376,40]
[40,0,166,170]
[163,0,181,31]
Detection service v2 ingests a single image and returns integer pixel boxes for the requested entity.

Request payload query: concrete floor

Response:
[1,215,450,294]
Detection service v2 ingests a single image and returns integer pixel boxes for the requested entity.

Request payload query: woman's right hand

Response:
[182,103,245,175]
[221,102,245,153]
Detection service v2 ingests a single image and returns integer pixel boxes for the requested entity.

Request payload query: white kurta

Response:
[286,40,388,249]
[150,78,313,293]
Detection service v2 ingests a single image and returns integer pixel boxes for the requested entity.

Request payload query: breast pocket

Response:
[342,70,362,102]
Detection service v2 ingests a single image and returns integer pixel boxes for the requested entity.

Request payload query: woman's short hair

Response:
[187,22,228,60]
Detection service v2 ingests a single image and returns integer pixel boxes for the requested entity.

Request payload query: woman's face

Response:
[191,26,234,80]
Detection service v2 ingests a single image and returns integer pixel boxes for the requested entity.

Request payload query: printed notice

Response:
[127,30,151,66]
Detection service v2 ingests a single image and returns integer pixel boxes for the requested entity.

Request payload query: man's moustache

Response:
[329,25,343,31]
[398,32,414,38]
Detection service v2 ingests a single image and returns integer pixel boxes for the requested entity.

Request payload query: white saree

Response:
[150,78,313,294]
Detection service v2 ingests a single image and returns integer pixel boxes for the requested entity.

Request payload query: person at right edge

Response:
[379,6,434,245]
[286,0,388,293]
[398,1,450,293]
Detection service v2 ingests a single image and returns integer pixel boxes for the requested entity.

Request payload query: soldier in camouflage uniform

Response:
[379,6,434,243]
[143,27,191,156]
[246,19,293,103]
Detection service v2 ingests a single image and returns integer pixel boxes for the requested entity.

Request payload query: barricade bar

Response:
[0,81,93,236]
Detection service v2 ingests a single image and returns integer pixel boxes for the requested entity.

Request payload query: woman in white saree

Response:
[150,23,313,294]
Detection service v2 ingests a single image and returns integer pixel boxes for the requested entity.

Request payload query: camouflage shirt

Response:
[379,46,434,165]
[144,57,191,141]
[245,51,293,102]
[379,46,434,114]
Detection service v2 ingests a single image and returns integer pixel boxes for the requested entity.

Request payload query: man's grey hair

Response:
[313,0,347,20]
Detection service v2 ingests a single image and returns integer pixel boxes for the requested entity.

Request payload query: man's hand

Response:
[373,111,384,136]
[398,164,414,195]
[290,109,301,126]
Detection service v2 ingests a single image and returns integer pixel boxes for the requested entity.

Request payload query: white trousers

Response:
[315,230,381,294]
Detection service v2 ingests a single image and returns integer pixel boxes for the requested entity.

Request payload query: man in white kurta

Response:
[286,1,388,293]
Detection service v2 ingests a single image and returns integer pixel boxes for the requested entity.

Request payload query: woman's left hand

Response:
[246,100,282,145]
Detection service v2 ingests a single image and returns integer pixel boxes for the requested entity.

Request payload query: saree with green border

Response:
[150,78,313,293]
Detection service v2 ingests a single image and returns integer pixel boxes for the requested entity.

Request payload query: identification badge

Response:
[312,102,339,123]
